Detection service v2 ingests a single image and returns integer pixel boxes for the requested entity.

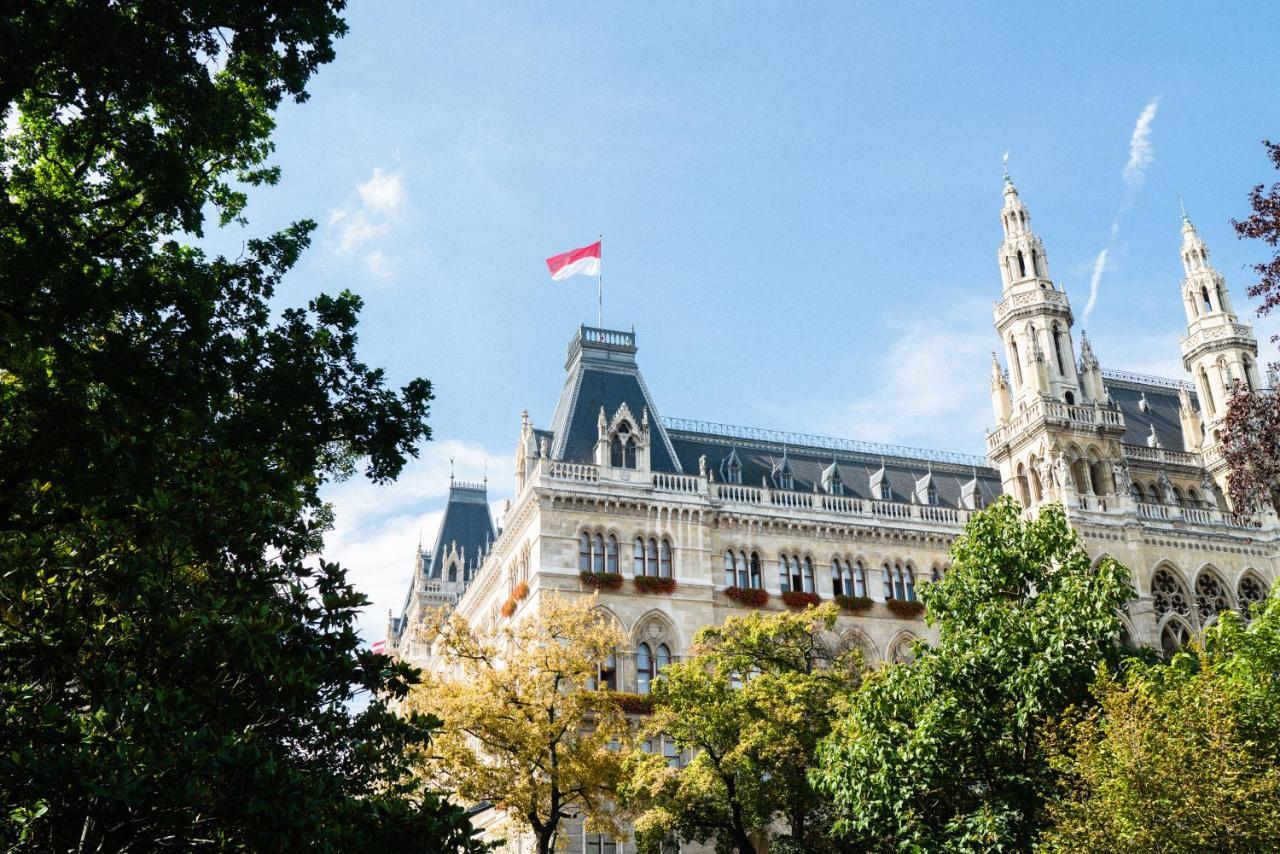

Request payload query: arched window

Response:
[605,535,618,573]
[647,538,659,575]
[894,562,907,601]
[636,642,653,694]
[624,437,637,469]
[927,481,938,505]
[1064,390,1075,405]
[723,551,736,587]
[1132,482,1145,503]
[588,649,617,691]
[580,533,592,572]
[882,563,894,600]
[1202,285,1213,313]
[659,539,672,578]
[636,538,647,576]
[854,561,867,597]
[931,565,942,583]
[1030,248,1040,277]
[749,552,762,589]
[1194,571,1230,624]
[1200,366,1217,416]
[1172,486,1185,507]
[1160,620,1191,660]
[904,565,916,602]
[727,456,742,484]
[1017,250,1027,277]
[779,556,790,592]
[610,436,624,467]
[1238,574,1268,618]
[1010,339,1023,386]
[802,557,815,593]
[1243,357,1255,391]
[593,533,605,572]
[831,559,849,597]
[1151,567,1192,620]
[1052,324,1066,375]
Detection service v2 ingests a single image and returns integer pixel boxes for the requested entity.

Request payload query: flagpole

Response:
[597,233,603,328]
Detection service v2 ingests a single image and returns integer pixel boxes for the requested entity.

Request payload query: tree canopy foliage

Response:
[1041,596,1280,852]
[812,497,1133,851]
[1,3,481,850]
[409,594,629,854]
[621,602,861,854]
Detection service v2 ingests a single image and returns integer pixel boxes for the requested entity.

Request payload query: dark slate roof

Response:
[546,327,682,472]
[1101,371,1197,452]
[425,481,496,580]
[666,430,1003,509]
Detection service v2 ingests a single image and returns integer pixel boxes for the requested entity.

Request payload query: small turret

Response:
[990,352,1012,423]
[1178,385,1204,452]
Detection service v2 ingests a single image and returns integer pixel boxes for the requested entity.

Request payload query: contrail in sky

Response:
[1084,97,1161,322]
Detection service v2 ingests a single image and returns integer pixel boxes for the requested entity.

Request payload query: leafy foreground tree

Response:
[1223,140,1280,517]
[812,497,1133,851]
[1041,595,1280,852]
[1,3,482,850]
[620,602,862,854]
[408,594,629,854]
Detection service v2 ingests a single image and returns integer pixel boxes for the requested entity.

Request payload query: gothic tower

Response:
[1178,210,1261,493]
[987,176,1128,511]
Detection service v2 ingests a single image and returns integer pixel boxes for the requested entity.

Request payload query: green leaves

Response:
[0,3,481,850]
[813,497,1134,852]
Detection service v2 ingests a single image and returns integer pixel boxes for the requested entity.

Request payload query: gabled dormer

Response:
[870,464,891,501]
[822,460,843,495]
[720,447,743,484]
[594,401,651,472]
[771,451,794,491]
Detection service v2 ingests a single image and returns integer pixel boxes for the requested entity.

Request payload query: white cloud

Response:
[1084,97,1162,323]
[1123,97,1161,189]
[327,167,408,277]
[320,438,510,647]
[816,300,993,454]
[1084,247,1109,321]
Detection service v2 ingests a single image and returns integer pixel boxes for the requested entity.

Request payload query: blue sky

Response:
[215,2,1280,643]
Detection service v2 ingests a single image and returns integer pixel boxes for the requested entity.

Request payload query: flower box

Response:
[500,599,516,618]
[781,590,821,609]
[580,571,624,591]
[834,595,875,613]
[724,586,769,608]
[605,691,654,714]
[512,581,529,601]
[886,599,925,619]
[634,575,677,594]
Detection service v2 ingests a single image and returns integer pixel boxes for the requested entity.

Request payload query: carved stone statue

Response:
[1036,456,1053,492]
[699,454,708,477]
[1112,458,1131,494]
[1054,453,1072,492]
[539,437,550,458]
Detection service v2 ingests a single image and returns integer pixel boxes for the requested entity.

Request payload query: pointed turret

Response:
[1178,385,1204,452]
[1077,330,1106,403]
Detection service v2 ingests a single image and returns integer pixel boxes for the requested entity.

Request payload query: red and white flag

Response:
[370,640,387,654]
[545,240,601,281]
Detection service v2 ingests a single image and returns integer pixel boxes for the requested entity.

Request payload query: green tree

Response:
[812,497,1133,852]
[409,594,630,854]
[1,3,482,850]
[620,602,861,854]
[1042,597,1280,852]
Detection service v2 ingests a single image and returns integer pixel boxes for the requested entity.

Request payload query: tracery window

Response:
[854,561,867,597]
[610,422,637,469]
[725,550,762,589]
[1194,571,1230,623]
[1151,567,1192,620]
[1238,574,1267,618]
[659,540,672,577]
[882,563,893,600]
[605,536,618,573]
[635,536,673,577]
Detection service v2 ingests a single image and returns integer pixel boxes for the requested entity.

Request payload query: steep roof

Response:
[664,424,1002,509]
[424,480,496,580]
[1101,370,1197,452]
[546,327,682,472]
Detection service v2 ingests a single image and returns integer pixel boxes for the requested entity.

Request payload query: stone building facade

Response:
[386,178,1279,853]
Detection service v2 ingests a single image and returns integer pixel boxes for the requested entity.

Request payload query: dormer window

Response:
[610,422,637,469]
[721,448,743,484]
[772,454,794,491]
[927,481,938,505]
[778,471,793,491]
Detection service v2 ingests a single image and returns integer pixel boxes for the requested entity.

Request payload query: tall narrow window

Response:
[749,552,762,589]
[1031,248,1040,276]
[738,551,750,589]
[904,566,916,602]
[659,539,672,578]
[854,561,867,597]
[882,564,894,600]
[656,643,671,674]
[1010,339,1023,386]
[802,557,815,593]
[579,533,592,572]
[637,642,653,695]
[624,437,637,469]
[779,557,790,592]
[723,551,735,587]
[647,538,659,575]
[1017,250,1027,277]
[1052,324,1066,376]
[1200,367,1217,416]
[1202,286,1213,312]
[593,533,605,573]
[894,562,906,601]
[606,535,618,573]
[638,538,649,576]
[831,560,848,597]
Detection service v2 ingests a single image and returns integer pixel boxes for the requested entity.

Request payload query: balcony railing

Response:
[988,397,1126,450]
